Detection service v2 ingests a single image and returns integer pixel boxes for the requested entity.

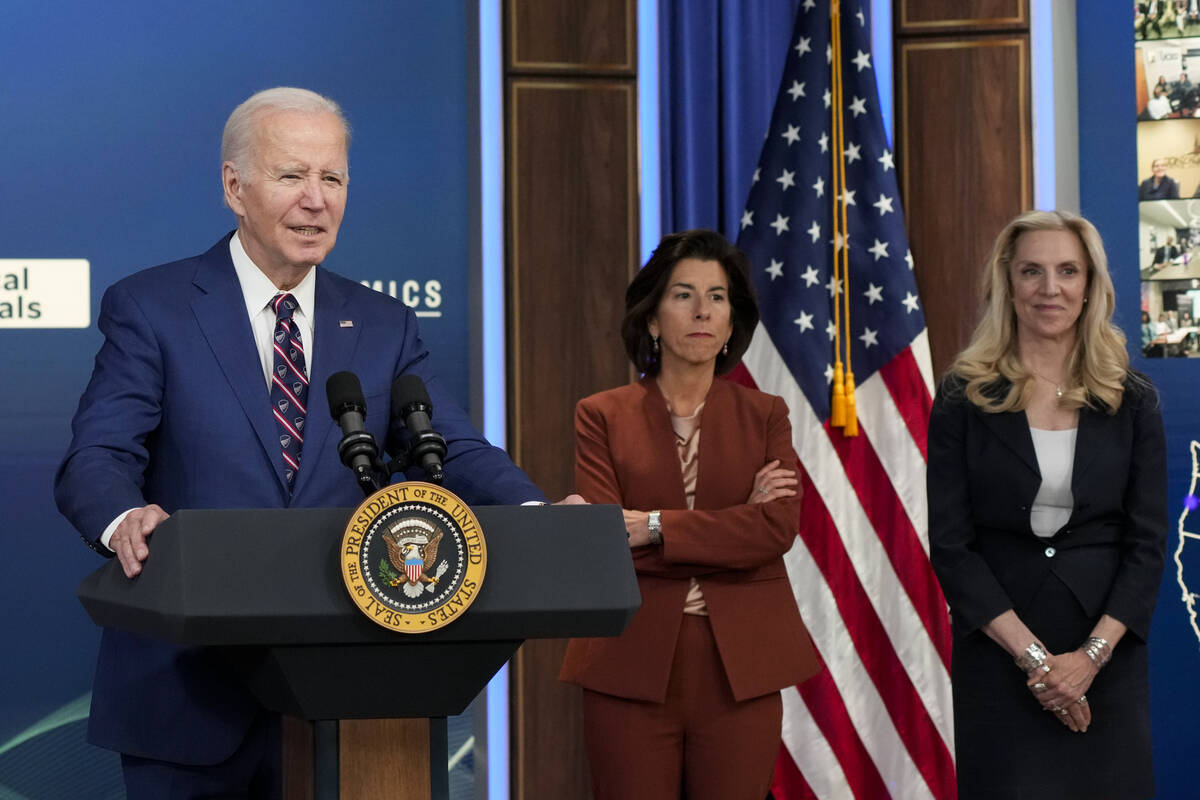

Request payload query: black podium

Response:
[78,504,638,800]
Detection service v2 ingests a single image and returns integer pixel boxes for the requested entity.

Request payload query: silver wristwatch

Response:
[647,510,663,545]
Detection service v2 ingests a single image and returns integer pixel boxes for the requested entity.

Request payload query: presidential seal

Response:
[340,481,486,633]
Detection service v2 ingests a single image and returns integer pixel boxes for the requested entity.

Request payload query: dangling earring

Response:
[652,335,660,353]
[722,341,729,356]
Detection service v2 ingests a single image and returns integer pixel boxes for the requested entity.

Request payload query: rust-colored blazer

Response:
[559,377,819,702]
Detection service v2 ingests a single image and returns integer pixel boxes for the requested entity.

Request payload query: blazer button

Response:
[1044,546,1056,558]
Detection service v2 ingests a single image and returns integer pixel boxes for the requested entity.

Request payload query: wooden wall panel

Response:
[899,0,1025,31]
[505,3,638,797]
[507,80,636,800]
[896,0,1031,377]
[508,82,637,492]
[510,0,635,73]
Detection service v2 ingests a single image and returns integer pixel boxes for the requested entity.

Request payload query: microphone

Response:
[391,374,447,485]
[326,371,381,495]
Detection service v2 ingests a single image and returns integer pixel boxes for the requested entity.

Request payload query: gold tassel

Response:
[831,362,846,427]
[842,369,858,437]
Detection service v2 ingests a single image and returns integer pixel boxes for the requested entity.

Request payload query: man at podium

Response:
[54,87,551,800]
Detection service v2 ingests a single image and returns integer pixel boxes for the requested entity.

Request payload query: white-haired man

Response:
[56,87,560,798]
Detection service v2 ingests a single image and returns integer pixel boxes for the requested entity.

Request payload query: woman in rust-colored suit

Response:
[560,230,819,800]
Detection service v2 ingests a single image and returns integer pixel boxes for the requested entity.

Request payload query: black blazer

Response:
[927,375,1166,642]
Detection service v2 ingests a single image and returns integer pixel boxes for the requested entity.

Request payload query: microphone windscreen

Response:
[327,371,366,418]
[392,374,433,416]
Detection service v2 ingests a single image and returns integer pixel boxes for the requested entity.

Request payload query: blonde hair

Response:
[950,210,1130,413]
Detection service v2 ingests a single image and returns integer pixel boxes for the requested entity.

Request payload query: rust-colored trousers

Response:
[582,614,782,800]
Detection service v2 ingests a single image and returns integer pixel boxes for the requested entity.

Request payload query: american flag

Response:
[732,1,955,797]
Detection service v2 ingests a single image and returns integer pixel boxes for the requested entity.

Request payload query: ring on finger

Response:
[1057,708,1069,716]
[1076,695,1088,705]
[1031,682,1047,693]
[758,487,768,494]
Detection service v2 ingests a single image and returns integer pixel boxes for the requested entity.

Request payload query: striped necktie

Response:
[270,292,308,490]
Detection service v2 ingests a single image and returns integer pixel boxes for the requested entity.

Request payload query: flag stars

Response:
[869,239,890,261]
[826,276,842,296]
[849,96,867,117]
[839,189,856,206]
[845,142,862,164]
[770,214,791,236]
[825,363,834,383]
[766,258,784,280]
[823,88,831,108]
[781,124,802,145]
[794,36,812,56]
[777,168,796,190]
[873,194,895,215]
[787,80,807,101]
[826,320,837,341]
[813,176,826,197]
[807,220,821,243]
[878,149,895,171]
[905,249,915,270]
[818,131,829,153]
[860,327,879,348]
[852,50,871,71]
[752,167,761,184]
[740,209,754,230]
[794,311,814,332]
[801,265,820,286]
[856,9,866,26]
[864,283,883,304]
[826,43,833,63]
[802,0,815,11]
[902,291,921,313]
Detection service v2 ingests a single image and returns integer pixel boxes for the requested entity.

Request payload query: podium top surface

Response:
[78,505,639,647]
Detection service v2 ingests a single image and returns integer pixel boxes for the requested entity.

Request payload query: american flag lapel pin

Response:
[339,320,354,328]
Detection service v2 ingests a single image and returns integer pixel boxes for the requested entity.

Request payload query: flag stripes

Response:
[726,1,955,795]
[740,326,954,798]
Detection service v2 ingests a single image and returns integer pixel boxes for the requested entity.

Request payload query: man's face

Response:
[223,110,348,287]
[1153,159,1167,178]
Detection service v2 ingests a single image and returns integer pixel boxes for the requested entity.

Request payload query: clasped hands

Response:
[1025,649,1099,733]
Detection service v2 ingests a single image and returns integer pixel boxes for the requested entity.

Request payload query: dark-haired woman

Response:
[928,210,1166,799]
[559,229,819,800]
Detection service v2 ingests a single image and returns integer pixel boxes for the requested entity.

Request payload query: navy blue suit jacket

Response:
[55,234,544,764]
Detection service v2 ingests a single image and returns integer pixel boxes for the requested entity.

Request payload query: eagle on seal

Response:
[383,525,443,588]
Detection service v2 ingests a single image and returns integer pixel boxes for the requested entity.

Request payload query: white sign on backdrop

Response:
[0,259,90,328]
[361,278,444,318]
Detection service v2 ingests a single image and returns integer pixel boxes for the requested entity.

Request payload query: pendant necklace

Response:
[1029,369,1064,399]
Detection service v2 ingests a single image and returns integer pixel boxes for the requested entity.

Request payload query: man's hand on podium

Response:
[110,504,169,578]
[554,494,587,505]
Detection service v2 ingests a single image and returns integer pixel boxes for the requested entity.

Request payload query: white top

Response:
[1029,426,1077,539]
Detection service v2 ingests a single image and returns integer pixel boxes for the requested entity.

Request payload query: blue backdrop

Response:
[1079,8,1200,799]
[1,2,480,796]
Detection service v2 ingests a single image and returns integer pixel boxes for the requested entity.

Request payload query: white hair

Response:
[221,87,350,179]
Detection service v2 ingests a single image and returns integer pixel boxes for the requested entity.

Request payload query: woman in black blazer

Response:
[928,210,1166,799]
